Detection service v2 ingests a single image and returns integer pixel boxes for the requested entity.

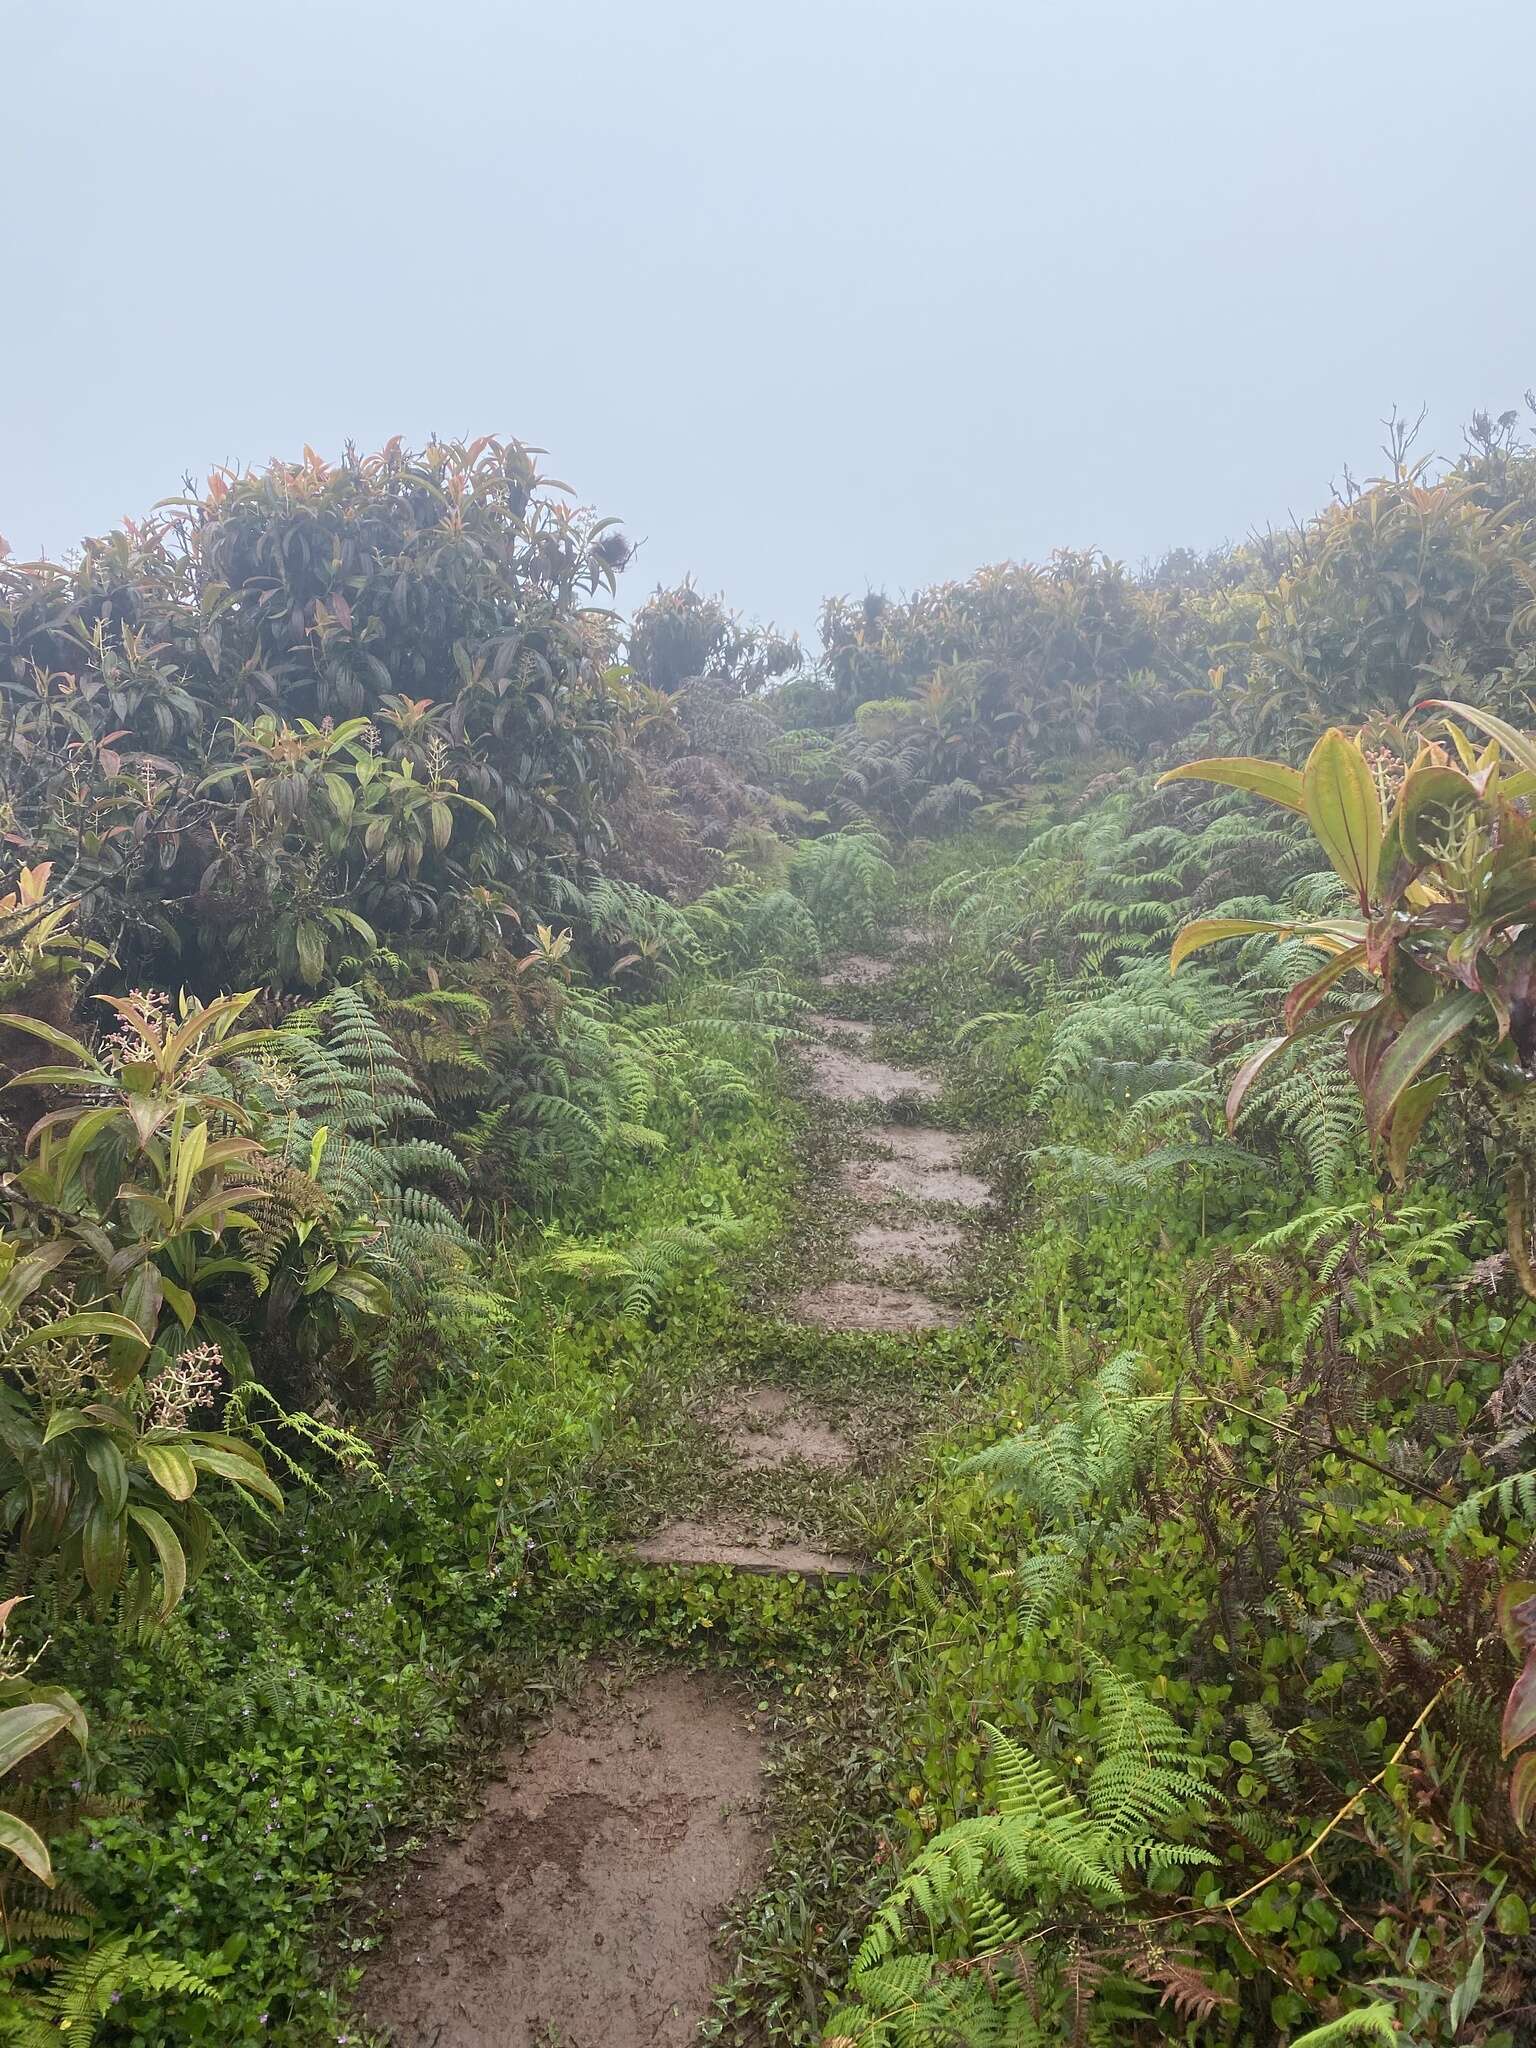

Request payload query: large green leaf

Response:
[81,1433,128,1519]
[1394,762,1479,865]
[1170,917,1363,974]
[0,1241,72,1321]
[1386,1071,1450,1185]
[1226,1011,1353,1131]
[1363,991,1484,1137]
[1506,1644,1536,1755]
[0,1014,102,1069]
[81,1498,126,1599]
[1283,943,1368,1031]
[0,1806,54,1883]
[143,1442,198,1502]
[10,1312,149,1352]
[1302,728,1383,908]
[187,1446,284,1509]
[1155,756,1305,813]
[1423,699,1536,777]
[1169,918,1298,973]
[128,1505,188,1621]
[0,1701,71,1776]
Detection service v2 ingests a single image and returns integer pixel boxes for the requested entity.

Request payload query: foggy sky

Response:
[4,0,1534,647]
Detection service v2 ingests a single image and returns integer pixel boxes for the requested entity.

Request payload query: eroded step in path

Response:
[802,1012,875,1040]
[851,1217,966,1275]
[630,1519,861,1578]
[708,1385,853,1471]
[818,952,894,986]
[361,1671,766,2048]
[842,1125,992,1208]
[788,1280,960,1332]
[802,1040,940,1104]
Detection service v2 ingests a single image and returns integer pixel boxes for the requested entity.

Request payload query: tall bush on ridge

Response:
[0,438,634,990]
[626,578,801,698]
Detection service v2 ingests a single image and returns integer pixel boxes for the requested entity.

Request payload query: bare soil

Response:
[359,1671,767,2048]
[851,1218,966,1275]
[788,1280,960,1332]
[818,953,894,986]
[706,1385,854,1471]
[801,1012,876,1041]
[841,1127,991,1208]
[357,948,993,2047]
[800,1042,940,1104]
[629,1519,861,1577]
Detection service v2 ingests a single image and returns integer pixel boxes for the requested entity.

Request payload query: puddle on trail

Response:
[707,1385,854,1471]
[360,1671,765,2048]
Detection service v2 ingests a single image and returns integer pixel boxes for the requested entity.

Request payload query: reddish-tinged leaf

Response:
[1504,1646,1536,1755]
[1283,944,1367,1031]
[1511,1751,1536,1834]
[1499,1581,1536,1658]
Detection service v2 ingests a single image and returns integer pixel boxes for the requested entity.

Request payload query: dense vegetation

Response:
[4,403,1536,2042]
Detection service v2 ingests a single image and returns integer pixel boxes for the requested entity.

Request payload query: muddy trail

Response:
[359,925,995,2047]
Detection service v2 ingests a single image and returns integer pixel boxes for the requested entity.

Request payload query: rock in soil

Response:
[629,1518,861,1578]
[707,1385,854,1470]
[789,1280,960,1332]
[359,1671,765,2048]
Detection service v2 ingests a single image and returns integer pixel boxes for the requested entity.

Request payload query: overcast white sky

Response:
[4,0,1534,644]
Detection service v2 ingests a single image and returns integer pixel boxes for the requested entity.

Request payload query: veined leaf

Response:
[0,1806,54,1883]
[1156,757,1305,813]
[1364,991,1484,1136]
[1227,1011,1352,1131]
[1423,699,1536,777]
[128,1505,188,1620]
[1283,943,1368,1031]
[187,1446,284,1509]
[1303,727,1382,908]
[0,1014,102,1069]
[143,1442,198,1501]
[1394,762,1479,865]
[0,1701,72,1776]
[1506,1645,1536,1755]
[1511,1751,1536,1835]
[10,1312,149,1351]
[1386,1071,1449,1185]
[1170,917,1362,973]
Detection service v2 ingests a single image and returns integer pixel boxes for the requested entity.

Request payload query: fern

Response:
[835,1668,1213,2047]
[1287,2005,1401,2047]
[962,1344,1168,1531]
[540,1221,744,1316]
[0,1935,212,2045]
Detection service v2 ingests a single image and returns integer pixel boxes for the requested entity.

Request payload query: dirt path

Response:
[359,929,991,2046]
